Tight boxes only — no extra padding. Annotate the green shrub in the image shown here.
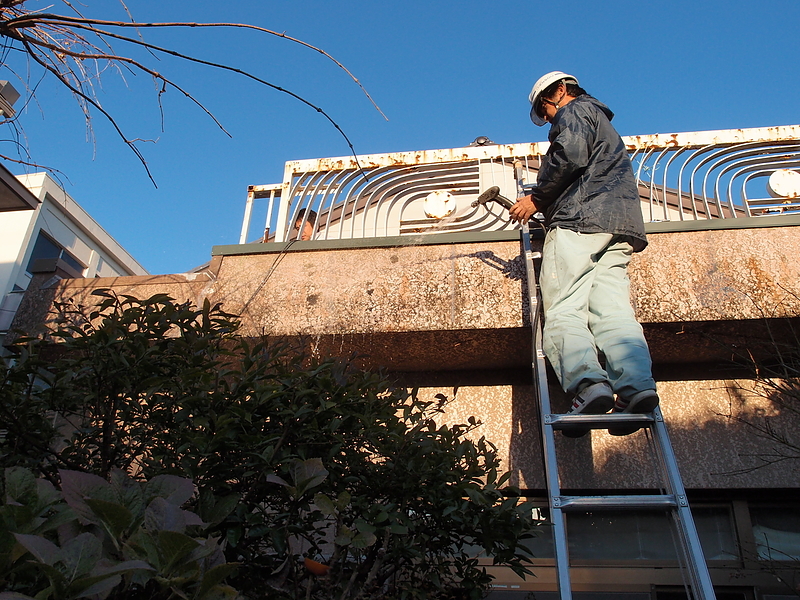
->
[0,291,537,599]
[0,466,237,600]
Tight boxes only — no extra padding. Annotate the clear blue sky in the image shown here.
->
[3,0,799,275]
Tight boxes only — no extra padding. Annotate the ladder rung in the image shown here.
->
[547,413,655,430]
[554,494,680,511]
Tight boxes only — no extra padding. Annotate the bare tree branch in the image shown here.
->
[3,13,388,121]
[29,20,370,177]
[20,37,158,183]
[15,30,231,135]
[0,3,382,182]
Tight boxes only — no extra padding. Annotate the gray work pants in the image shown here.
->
[540,227,656,400]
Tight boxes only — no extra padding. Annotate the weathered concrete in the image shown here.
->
[419,378,800,491]
[14,226,800,370]
[631,226,800,322]
[9,224,800,491]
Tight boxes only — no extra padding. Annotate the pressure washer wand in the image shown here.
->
[471,186,514,210]
[473,184,547,232]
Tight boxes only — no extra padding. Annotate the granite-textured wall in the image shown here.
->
[630,226,800,322]
[416,378,799,490]
[13,226,800,370]
[9,225,800,489]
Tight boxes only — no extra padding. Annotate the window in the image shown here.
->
[750,506,800,561]
[521,505,738,562]
[693,506,739,560]
[654,587,753,600]
[568,511,676,560]
[25,231,84,276]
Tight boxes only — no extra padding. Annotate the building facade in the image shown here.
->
[0,170,147,336]
[10,126,800,599]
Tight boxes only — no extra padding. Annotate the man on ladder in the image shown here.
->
[506,71,716,600]
[509,71,659,437]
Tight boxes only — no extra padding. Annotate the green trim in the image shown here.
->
[213,215,800,257]
[212,230,521,256]
[645,213,800,233]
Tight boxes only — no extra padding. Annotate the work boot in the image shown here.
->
[563,382,614,438]
[608,389,660,436]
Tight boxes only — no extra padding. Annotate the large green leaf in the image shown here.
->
[197,491,239,527]
[59,470,115,526]
[313,493,336,517]
[70,573,121,599]
[289,458,328,498]
[33,479,62,514]
[84,498,133,540]
[145,475,194,506]
[145,497,203,533]
[71,559,155,599]
[4,468,36,505]
[195,562,239,600]
[13,533,61,565]
[109,469,144,519]
[350,531,377,549]
[93,559,154,577]
[158,530,200,574]
[61,532,102,581]
[124,529,160,568]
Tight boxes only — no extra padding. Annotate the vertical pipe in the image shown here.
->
[264,188,278,242]
[239,189,255,244]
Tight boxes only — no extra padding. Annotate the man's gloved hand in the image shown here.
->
[509,195,539,223]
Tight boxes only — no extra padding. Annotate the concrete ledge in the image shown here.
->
[213,214,800,256]
[11,225,800,380]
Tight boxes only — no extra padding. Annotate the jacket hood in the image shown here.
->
[575,95,615,122]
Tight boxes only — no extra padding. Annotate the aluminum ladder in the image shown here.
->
[519,222,717,600]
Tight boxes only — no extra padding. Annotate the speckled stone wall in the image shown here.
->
[415,378,800,490]
[9,225,800,490]
[207,242,527,336]
[14,227,800,341]
[630,227,800,322]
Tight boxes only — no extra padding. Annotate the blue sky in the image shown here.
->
[2,0,799,274]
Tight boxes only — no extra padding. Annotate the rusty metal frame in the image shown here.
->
[239,125,800,244]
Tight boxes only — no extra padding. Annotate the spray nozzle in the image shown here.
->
[472,186,514,210]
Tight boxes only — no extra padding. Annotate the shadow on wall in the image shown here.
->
[505,374,800,491]
[505,294,800,491]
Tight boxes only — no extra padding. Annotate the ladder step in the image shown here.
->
[554,494,680,511]
[547,413,655,430]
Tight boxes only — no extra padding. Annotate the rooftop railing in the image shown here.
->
[239,125,800,244]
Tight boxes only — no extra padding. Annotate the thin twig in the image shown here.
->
[21,38,158,185]
[16,31,232,135]
[1,10,376,181]
[5,13,388,121]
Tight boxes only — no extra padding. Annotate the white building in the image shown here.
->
[0,165,147,334]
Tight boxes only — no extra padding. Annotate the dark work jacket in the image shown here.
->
[531,95,647,251]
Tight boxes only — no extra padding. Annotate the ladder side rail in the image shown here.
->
[520,222,573,600]
[650,407,717,600]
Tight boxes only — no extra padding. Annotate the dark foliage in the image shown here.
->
[0,291,537,599]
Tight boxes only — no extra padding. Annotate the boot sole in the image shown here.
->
[608,393,659,436]
[563,395,615,438]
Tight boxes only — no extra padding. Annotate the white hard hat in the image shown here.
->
[528,71,579,126]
